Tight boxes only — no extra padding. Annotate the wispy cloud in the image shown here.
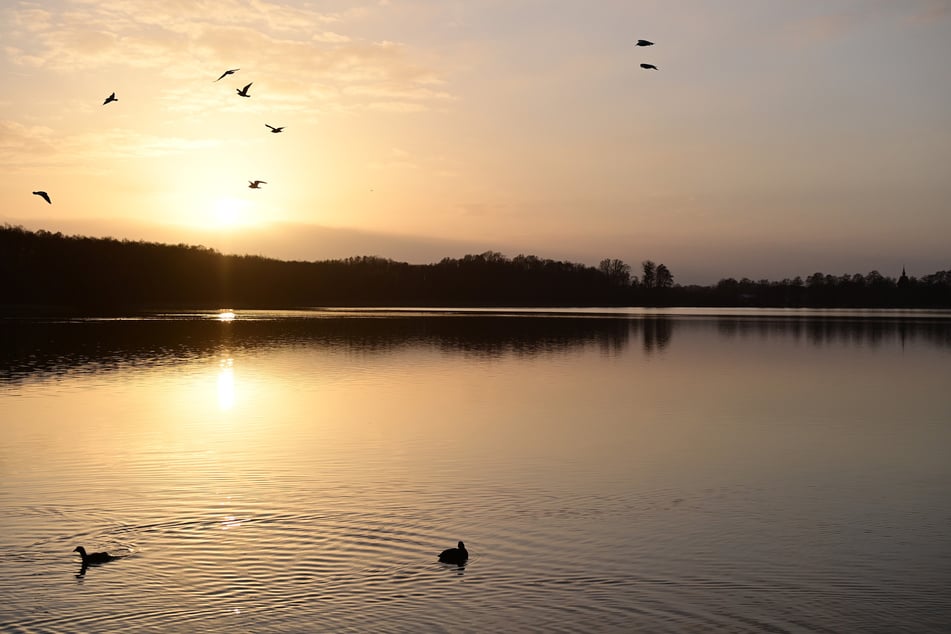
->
[0,118,220,170]
[909,0,951,22]
[2,0,453,113]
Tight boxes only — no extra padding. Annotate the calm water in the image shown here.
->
[1,309,950,632]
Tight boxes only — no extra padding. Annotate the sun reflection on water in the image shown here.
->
[221,515,243,530]
[217,358,235,411]
[217,310,236,321]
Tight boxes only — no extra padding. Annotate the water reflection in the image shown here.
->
[1,310,949,383]
[217,358,235,411]
[642,316,673,354]
[715,314,951,348]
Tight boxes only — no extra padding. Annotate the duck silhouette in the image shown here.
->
[74,546,117,566]
[640,63,658,70]
[236,83,252,98]
[265,124,285,133]
[216,68,239,81]
[32,190,51,204]
[634,39,654,47]
[438,541,468,565]
[248,180,266,189]
[103,92,117,105]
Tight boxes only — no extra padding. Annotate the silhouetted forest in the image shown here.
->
[2,224,949,311]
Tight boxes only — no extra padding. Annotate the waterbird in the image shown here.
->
[438,541,468,565]
[635,39,654,47]
[265,124,285,133]
[103,92,117,105]
[236,83,252,97]
[640,63,658,70]
[248,180,266,189]
[74,546,117,566]
[216,68,239,81]
[32,190,51,204]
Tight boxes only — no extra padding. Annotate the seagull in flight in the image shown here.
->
[640,63,658,70]
[265,124,285,133]
[248,180,266,189]
[103,92,117,105]
[635,39,654,47]
[236,83,252,97]
[32,190,51,204]
[216,68,240,81]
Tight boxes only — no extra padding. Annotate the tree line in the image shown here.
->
[1,225,948,310]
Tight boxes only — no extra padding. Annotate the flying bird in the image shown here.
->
[236,83,252,97]
[103,92,117,105]
[216,68,239,81]
[635,39,654,47]
[248,180,267,189]
[640,63,658,70]
[32,190,51,204]
[265,124,285,133]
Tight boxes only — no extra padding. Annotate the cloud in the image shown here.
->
[2,0,453,113]
[0,119,61,168]
[0,118,220,170]
[313,31,351,43]
[909,0,951,22]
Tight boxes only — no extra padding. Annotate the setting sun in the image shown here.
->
[212,197,254,230]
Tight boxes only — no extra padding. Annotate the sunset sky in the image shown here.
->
[2,0,949,283]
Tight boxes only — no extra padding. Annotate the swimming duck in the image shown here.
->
[73,546,117,565]
[438,541,468,565]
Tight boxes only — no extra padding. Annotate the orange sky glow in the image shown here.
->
[2,0,949,283]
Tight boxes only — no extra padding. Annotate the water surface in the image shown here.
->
[2,309,950,632]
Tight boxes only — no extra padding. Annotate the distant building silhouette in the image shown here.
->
[898,266,910,288]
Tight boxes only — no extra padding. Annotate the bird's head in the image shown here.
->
[458,541,466,550]
[73,546,86,555]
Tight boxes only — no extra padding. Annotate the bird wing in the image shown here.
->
[216,71,228,81]
[243,83,252,91]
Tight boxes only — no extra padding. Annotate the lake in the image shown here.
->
[1,308,950,632]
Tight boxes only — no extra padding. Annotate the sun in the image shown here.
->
[212,197,254,229]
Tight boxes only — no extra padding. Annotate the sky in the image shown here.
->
[2,0,950,284]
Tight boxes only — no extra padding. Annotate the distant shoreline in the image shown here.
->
[3,224,949,311]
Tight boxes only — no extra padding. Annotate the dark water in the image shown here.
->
[1,309,950,632]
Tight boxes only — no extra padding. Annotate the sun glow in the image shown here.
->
[217,358,235,411]
[212,197,255,230]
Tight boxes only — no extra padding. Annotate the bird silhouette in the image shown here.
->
[236,83,252,97]
[216,68,240,81]
[438,541,469,566]
[640,63,658,70]
[103,92,117,105]
[32,190,51,204]
[265,124,285,133]
[248,180,267,189]
[635,39,654,47]
[74,546,117,566]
